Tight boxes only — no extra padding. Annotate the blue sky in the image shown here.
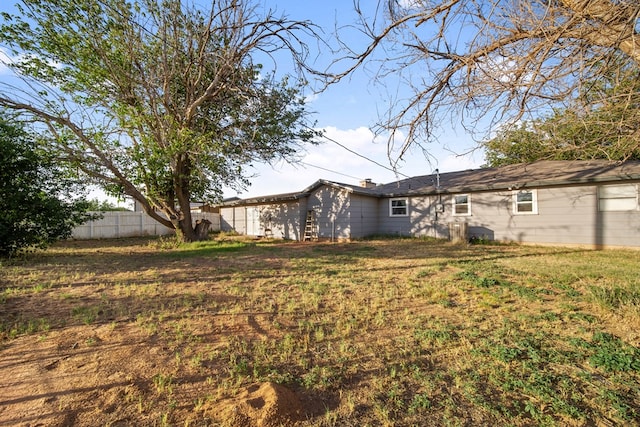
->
[218,0,486,200]
[0,0,484,201]
[230,0,484,198]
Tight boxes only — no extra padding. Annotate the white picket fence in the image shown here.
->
[72,211,220,239]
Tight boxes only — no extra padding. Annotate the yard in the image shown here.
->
[1,236,639,426]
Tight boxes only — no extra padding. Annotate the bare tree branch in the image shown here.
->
[327,0,640,162]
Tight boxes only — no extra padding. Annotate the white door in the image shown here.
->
[246,207,261,236]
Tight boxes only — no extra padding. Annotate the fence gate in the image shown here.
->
[246,207,262,236]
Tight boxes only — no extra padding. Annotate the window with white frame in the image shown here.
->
[453,194,471,216]
[599,184,639,211]
[389,198,408,216]
[513,190,538,214]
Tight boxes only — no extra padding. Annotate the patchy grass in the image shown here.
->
[0,236,639,426]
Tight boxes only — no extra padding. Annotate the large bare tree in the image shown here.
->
[0,0,321,241]
[328,0,640,161]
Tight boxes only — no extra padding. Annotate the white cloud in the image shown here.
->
[0,48,64,76]
[312,126,386,164]
[0,48,14,75]
[478,55,535,88]
[438,153,483,172]
[304,92,320,104]
[397,0,422,10]
[224,123,484,199]
[225,126,392,198]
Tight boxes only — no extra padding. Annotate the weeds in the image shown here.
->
[589,284,640,308]
[0,316,50,339]
[71,305,102,325]
[152,373,174,395]
[1,237,639,426]
[572,332,640,372]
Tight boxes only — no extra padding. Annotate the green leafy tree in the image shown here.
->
[484,123,552,167]
[0,0,321,241]
[485,61,640,166]
[85,198,130,212]
[0,113,94,257]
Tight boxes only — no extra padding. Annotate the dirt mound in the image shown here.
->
[210,382,305,427]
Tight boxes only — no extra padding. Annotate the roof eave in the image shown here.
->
[218,192,310,206]
[382,175,640,198]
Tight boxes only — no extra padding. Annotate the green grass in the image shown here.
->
[1,237,639,426]
[158,238,256,258]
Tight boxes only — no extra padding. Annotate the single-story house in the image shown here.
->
[217,160,640,248]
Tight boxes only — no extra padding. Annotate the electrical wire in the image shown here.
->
[99,1,410,181]
[298,161,363,180]
[315,130,412,179]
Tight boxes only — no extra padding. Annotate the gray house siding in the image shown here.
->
[374,184,640,248]
[258,201,304,240]
[417,184,640,248]
[499,187,596,245]
[377,198,410,236]
[350,194,378,238]
[217,162,640,247]
[406,188,602,245]
[533,185,640,248]
[308,186,351,240]
[459,187,605,246]
[410,197,440,237]
[297,198,309,240]
[378,196,443,237]
[597,209,640,248]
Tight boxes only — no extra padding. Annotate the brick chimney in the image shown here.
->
[360,178,376,189]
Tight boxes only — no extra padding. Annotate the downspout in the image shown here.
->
[332,219,335,242]
[435,169,441,238]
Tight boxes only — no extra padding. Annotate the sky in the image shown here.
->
[227,0,485,199]
[0,0,485,202]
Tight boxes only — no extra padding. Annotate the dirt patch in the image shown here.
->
[2,238,640,426]
[0,320,320,426]
[0,323,175,426]
[208,382,305,427]
[0,320,322,427]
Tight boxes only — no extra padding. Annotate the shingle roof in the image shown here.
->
[219,160,640,206]
[376,160,640,196]
[300,179,382,196]
[218,190,306,206]
[218,179,381,206]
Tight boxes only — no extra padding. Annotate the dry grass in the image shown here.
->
[1,235,639,426]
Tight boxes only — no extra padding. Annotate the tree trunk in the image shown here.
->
[173,217,198,242]
[194,219,212,240]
